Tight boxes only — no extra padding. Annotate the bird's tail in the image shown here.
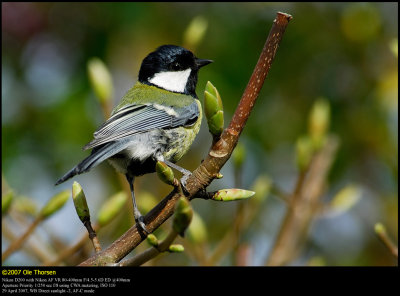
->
[55,166,80,185]
[55,139,132,185]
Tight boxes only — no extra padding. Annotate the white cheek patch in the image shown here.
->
[149,69,191,93]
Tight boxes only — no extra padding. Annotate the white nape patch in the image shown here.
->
[152,103,178,117]
[149,69,191,93]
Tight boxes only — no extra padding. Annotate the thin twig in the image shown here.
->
[118,230,178,266]
[2,216,43,262]
[83,220,102,253]
[270,183,291,204]
[79,12,292,266]
[42,229,96,266]
[375,223,398,259]
[2,217,55,263]
[266,136,339,266]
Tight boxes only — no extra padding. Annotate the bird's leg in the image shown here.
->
[125,174,149,235]
[162,160,192,194]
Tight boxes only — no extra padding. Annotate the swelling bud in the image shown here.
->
[156,161,176,186]
[308,98,330,150]
[329,184,362,215]
[87,57,113,104]
[2,190,14,215]
[40,190,70,219]
[168,244,185,253]
[183,15,208,50]
[204,81,224,137]
[211,189,255,201]
[187,211,208,244]
[72,181,91,223]
[296,135,313,172]
[232,142,246,170]
[146,234,159,247]
[97,192,128,227]
[173,197,193,236]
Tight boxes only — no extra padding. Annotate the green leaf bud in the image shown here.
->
[204,81,223,118]
[87,57,113,104]
[138,191,158,214]
[146,234,159,247]
[40,190,70,219]
[329,184,362,215]
[204,81,224,137]
[296,135,314,172]
[183,15,208,50]
[232,142,246,170]
[251,175,272,204]
[2,190,14,215]
[208,110,224,137]
[97,191,128,227]
[307,256,326,266]
[13,196,37,217]
[72,181,91,223]
[173,197,193,236]
[308,98,330,150]
[168,244,185,253]
[374,222,386,236]
[211,189,255,202]
[156,161,175,186]
[187,211,208,244]
[214,172,223,179]
[389,38,398,58]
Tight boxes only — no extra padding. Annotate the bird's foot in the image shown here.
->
[135,215,149,235]
[180,172,192,196]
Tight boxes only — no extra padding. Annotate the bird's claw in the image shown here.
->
[135,215,149,235]
[180,173,191,196]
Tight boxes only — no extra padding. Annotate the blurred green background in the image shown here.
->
[2,2,398,266]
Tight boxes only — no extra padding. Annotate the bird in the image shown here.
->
[55,45,213,234]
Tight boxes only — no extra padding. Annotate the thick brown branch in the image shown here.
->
[79,12,292,266]
[227,12,292,137]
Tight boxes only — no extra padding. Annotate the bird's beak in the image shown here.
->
[195,58,213,68]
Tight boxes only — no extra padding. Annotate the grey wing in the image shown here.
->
[83,102,199,150]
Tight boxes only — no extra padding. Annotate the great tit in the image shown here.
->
[56,45,213,234]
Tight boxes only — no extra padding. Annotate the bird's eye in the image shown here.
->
[171,62,180,71]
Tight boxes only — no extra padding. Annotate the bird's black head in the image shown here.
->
[138,45,212,97]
